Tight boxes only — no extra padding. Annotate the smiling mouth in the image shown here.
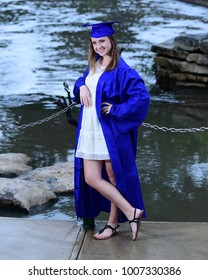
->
[96,50,105,55]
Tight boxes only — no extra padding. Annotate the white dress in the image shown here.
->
[75,61,110,160]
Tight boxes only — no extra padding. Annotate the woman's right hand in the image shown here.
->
[80,85,92,108]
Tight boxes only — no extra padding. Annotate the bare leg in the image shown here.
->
[105,160,119,226]
[84,159,143,240]
[93,160,119,239]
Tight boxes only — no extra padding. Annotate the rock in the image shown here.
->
[186,53,208,66]
[180,61,208,75]
[179,0,208,8]
[157,69,208,85]
[174,34,208,52]
[0,178,57,213]
[18,161,74,194]
[155,69,208,90]
[155,56,208,75]
[163,70,206,87]
[0,153,32,178]
[152,34,208,91]
[151,39,189,60]
[200,39,208,54]
[0,153,74,213]
[170,73,208,84]
[173,81,207,88]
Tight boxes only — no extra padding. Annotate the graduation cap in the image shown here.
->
[82,21,120,38]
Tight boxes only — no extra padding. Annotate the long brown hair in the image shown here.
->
[88,35,120,73]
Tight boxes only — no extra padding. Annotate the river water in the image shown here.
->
[0,0,207,222]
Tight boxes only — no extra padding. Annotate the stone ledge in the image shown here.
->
[151,33,208,91]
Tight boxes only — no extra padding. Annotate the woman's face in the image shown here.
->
[91,36,112,57]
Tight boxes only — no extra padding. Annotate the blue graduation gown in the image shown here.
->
[73,57,150,222]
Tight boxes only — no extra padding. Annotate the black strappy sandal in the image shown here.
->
[93,224,120,240]
[129,208,143,241]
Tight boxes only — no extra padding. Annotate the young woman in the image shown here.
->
[73,22,150,241]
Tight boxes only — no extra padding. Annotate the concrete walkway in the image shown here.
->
[0,217,207,260]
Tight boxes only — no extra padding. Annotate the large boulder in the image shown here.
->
[0,178,57,213]
[18,161,74,194]
[0,153,32,178]
[0,153,74,213]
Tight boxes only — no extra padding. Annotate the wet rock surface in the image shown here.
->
[19,161,74,194]
[0,178,57,213]
[0,153,74,213]
[0,153,32,178]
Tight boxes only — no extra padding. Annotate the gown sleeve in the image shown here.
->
[109,69,150,133]
[73,67,89,102]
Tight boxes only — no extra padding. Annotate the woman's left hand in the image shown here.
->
[102,102,113,115]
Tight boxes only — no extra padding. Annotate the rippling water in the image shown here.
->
[0,0,208,222]
[1,0,207,95]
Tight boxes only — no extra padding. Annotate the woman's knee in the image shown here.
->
[84,172,98,187]
[83,160,102,187]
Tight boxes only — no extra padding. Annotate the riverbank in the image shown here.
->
[0,217,207,260]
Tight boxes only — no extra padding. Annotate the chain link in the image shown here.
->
[0,102,76,132]
[0,102,207,133]
[141,122,208,133]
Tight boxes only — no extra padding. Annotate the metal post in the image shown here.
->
[83,218,95,230]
